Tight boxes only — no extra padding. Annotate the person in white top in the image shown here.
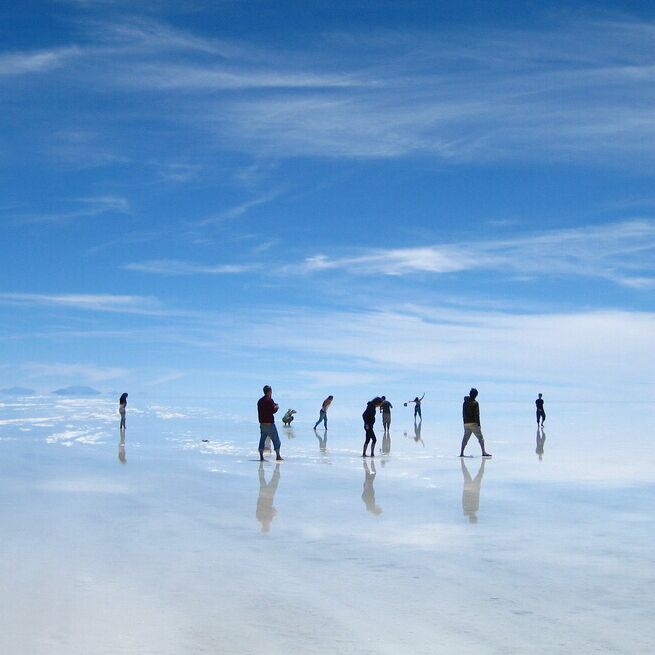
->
[313,395,333,430]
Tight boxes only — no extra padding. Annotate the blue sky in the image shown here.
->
[1,1,654,412]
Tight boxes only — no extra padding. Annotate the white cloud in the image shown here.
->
[0,47,81,76]
[122,260,255,275]
[0,292,164,315]
[298,220,655,287]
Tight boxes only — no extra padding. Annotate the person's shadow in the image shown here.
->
[256,462,281,533]
[118,429,126,465]
[461,458,485,524]
[536,427,546,460]
[361,460,382,515]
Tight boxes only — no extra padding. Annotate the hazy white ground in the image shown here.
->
[0,395,653,654]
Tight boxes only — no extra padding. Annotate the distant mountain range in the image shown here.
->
[52,385,101,396]
[0,386,36,396]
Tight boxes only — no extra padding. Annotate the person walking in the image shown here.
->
[362,397,383,457]
[313,395,333,430]
[535,393,546,426]
[407,393,425,420]
[257,385,283,461]
[119,392,128,430]
[380,396,393,432]
[460,388,492,457]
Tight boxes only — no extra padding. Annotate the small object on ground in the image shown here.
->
[201,439,209,442]
[404,402,408,406]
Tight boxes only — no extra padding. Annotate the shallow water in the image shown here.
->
[1,397,653,654]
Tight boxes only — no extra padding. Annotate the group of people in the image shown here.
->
[255,385,547,461]
[117,386,546,463]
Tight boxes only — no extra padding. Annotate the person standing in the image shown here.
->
[460,388,492,457]
[535,393,546,426]
[119,392,128,430]
[362,397,383,457]
[380,396,393,432]
[407,393,425,420]
[313,395,333,430]
[257,385,283,461]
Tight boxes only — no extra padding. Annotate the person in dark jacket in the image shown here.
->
[257,385,283,461]
[362,397,383,457]
[460,388,492,457]
[535,393,546,426]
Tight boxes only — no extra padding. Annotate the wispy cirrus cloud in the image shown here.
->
[298,220,655,288]
[5,196,129,225]
[122,260,255,275]
[0,293,163,314]
[0,46,82,76]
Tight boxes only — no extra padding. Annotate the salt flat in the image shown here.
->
[0,396,653,654]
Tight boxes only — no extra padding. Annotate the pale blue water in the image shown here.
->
[0,396,653,654]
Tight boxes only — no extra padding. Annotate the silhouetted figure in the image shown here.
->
[380,396,393,432]
[118,430,126,464]
[361,460,382,515]
[119,392,128,430]
[313,395,333,430]
[257,385,283,461]
[362,397,383,457]
[256,462,281,533]
[407,393,425,419]
[536,427,546,460]
[413,418,424,447]
[535,393,546,426]
[315,428,328,452]
[461,458,485,523]
[282,409,296,426]
[460,388,492,457]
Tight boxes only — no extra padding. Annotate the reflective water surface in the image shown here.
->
[0,396,653,654]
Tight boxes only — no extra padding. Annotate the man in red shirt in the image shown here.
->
[257,385,283,461]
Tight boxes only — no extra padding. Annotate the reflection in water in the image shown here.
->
[315,428,328,452]
[284,425,297,440]
[536,427,546,460]
[461,458,485,524]
[256,462,281,533]
[413,419,424,447]
[381,432,391,462]
[118,429,126,464]
[361,460,382,515]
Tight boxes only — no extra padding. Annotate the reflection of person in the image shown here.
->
[257,385,283,461]
[381,431,391,455]
[362,397,383,457]
[118,431,126,464]
[315,428,328,452]
[282,409,296,426]
[256,462,281,533]
[535,393,546,426]
[413,418,424,447]
[407,393,425,419]
[380,397,393,432]
[536,427,546,460]
[119,392,128,430]
[460,388,492,457]
[461,458,485,523]
[361,460,382,515]
[313,395,333,430]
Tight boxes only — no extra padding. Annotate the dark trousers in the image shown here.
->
[536,409,546,424]
[363,426,377,455]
